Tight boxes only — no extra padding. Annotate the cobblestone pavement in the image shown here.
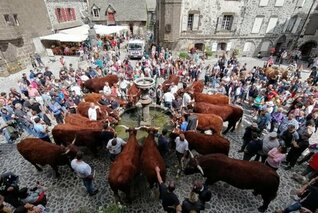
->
[0,55,315,212]
[1,109,314,213]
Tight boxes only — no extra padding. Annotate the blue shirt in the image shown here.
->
[180,121,188,132]
[33,123,48,138]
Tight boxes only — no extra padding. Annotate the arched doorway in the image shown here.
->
[194,43,205,51]
[275,35,286,54]
[299,41,317,59]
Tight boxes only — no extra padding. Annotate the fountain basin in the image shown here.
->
[115,106,173,141]
[134,77,155,90]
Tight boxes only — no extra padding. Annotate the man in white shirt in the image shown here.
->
[103,82,111,95]
[175,133,189,175]
[182,92,192,108]
[170,83,178,95]
[71,151,98,196]
[162,90,175,109]
[88,103,99,121]
[106,134,127,161]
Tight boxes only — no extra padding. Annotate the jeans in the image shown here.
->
[283,201,302,213]
[83,178,96,194]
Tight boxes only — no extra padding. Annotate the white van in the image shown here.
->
[127,39,145,59]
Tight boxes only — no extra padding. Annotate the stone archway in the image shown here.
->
[299,41,317,59]
[242,41,256,57]
[275,35,286,53]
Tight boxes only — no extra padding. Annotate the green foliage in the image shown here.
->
[205,49,214,57]
[179,51,189,59]
[232,48,240,57]
[98,203,127,213]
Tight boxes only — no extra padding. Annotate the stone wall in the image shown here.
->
[0,0,51,76]
[45,0,87,30]
[158,0,318,57]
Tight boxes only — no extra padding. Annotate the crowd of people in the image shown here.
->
[1,34,318,213]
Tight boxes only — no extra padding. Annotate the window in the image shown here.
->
[13,14,19,26]
[286,16,297,32]
[297,0,306,8]
[259,0,269,6]
[266,17,278,33]
[275,0,285,7]
[291,17,302,33]
[55,8,62,22]
[221,15,233,30]
[251,17,264,33]
[187,14,194,30]
[217,43,227,50]
[3,14,14,26]
[92,8,100,17]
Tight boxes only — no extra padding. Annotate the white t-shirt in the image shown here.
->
[182,92,191,107]
[71,159,91,178]
[88,107,97,121]
[103,86,111,95]
[175,137,189,154]
[163,92,175,102]
[71,85,82,96]
[171,85,178,94]
[106,137,127,154]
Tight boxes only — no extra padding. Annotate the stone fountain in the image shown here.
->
[134,77,155,125]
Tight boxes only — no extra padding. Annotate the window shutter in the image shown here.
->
[65,9,71,21]
[181,15,188,31]
[193,14,199,30]
[292,17,302,33]
[61,8,67,22]
[297,0,306,8]
[266,17,278,33]
[275,0,285,7]
[71,8,76,20]
[282,18,289,32]
[55,8,60,23]
[259,0,269,6]
[251,17,263,33]
[226,42,232,51]
[231,16,238,31]
[216,16,223,31]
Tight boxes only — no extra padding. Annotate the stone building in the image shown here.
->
[0,0,51,76]
[156,0,318,57]
[44,0,87,31]
[89,0,149,35]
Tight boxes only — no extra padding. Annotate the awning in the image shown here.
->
[40,25,129,42]
[40,33,87,42]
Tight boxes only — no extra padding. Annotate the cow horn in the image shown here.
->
[189,150,194,158]
[64,148,70,155]
[197,165,204,176]
[118,125,129,130]
[135,126,145,130]
[71,136,77,145]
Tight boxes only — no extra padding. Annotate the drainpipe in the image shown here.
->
[294,0,316,47]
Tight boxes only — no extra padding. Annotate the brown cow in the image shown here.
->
[194,93,229,105]
[17,138,78,177]
[188,80,204,93]
[170,129,230,155]
[83,75,118,93]
[127,84,140,106]
[173,113,223,134]
[108,125,142,202]
[193,102,243,134]
[184,153,280,212]
[64,114,116,128]
[140,127,166,188]
[76,102,119,121]
[84,93,128,107]
[162,74,179,93]
[52,124,114,154]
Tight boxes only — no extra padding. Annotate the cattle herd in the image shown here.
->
[12,74,283,213]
